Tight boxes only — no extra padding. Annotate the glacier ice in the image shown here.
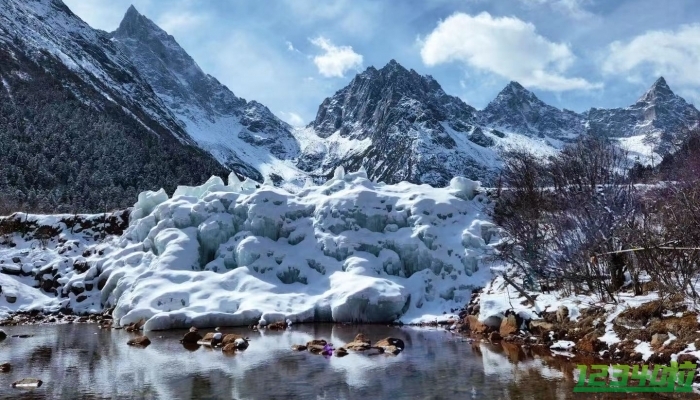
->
[1,169,499,330]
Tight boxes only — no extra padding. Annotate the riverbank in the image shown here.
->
[459,271,700,386]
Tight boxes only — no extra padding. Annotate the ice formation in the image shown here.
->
[0,170,499,330]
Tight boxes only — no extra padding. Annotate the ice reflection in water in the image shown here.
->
[0,324,696,399]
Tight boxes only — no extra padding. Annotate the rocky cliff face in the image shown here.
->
[0,0,227,212]
[479,81,585,139]
[111,6,301,183]
[586,77,700,154]
[298,60,499,186]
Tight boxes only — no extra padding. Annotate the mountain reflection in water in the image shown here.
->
[0,324,697,399]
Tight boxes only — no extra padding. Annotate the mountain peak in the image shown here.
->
[116,5,161,37]
[378,59,410,75]
[637,76,675,104]
[505,81,525,91]
[480,81,585,138]
[123,5,142,21]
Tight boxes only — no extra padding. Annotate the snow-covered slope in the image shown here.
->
[296,61,577,186]
[0,171,499,330]
[586,77,700,156]
[0,0,190,141]
[297,60,502,186]
[111,6,303,185]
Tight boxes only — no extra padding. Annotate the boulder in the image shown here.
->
[0,330,6,341]
[12,378,42,388]
[126,336,151,347]
[308,344,326,354]
[345,334,372,351]
[467,315,488,334]
[306,339,327,348]
[529,320,554,335]
[375,337,405,351]
[677,353,699,364]
[500,315,519,337]
[267,321,287,330]
[335,347,349,357]
[203,331,224,347]
[124,319,145,332]
[556,306,569,323]
[222,343,238,354]
[291,344,307,351]
[181,331,203,344]
[651,333,669,348]
[230,338,249,350]
[221,334,246,346]
[577,332,606,353]
[0,363,10,372]
[379,345,401,355]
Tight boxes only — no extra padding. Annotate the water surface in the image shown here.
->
[0,324,696,399]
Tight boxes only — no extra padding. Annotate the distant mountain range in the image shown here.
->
[1,0,698,212]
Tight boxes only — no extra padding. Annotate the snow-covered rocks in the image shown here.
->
[85,171,496,330]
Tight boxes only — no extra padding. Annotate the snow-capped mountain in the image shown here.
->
[0,0,188,140]
[0,0,227,212]
[112,6,302,184]
[586,77,700,156]
[479,81,585,139]
[296,60,502,186]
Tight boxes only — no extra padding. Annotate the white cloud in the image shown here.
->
[419,12,600,91]
[279,111,306,127]
[602,24,700,91]
[310,36,363,78]
[519,0,593,19]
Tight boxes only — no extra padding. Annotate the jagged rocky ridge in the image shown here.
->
[297,60,501,186]
[0,0,228,212]
[111,6,302,184]
[297,63,700,186]
[586,77,700,155]
[2,0,699,211]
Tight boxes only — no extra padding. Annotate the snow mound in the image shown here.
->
[2,171,499,330]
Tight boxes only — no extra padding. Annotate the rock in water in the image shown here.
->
[306,339,327,348]
[291,344,307,351]
[345,334,372,351]
[232,338,249,350]
[181,330,203,344]
[12,378,42,388]
[221,334,245,346]
[500,315,519,337]
[307,345,326,355]
[222,343,238,354]
[126,336,151,347]
[0,363,11,372]
[267,320,287,330]
[379,345,401,355]
[375,337,405,350]
[335,347,349,357]
[0,330,6,341]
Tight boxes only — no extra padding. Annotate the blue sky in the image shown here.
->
[63,0,700,126]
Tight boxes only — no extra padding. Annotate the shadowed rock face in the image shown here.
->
[479,81,586,139]
[111,6,299,181]
[299,60,494,186]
